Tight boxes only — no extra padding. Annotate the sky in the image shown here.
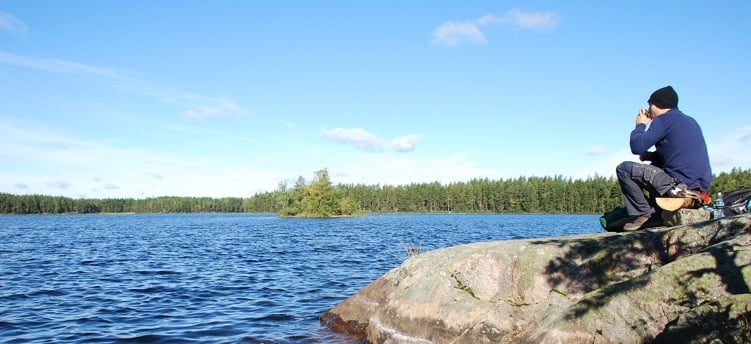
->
[1,1,750,199]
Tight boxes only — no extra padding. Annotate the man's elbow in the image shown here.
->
[629,143,644,155]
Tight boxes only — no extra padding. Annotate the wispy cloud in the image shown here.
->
[146,172,164,180]
[320,127,420,153]
[0,51,123,77]
[479,9,560,30]
[739,130,751,143]
[183,99,246,120]
[389,134,420,153]
[0,11,28,34]
[710,125,751,171]
[573,125,751,180]
[332,153,494,187]
[320,127,384,151]
[103,183,120,190]
[432,21,487,46]
[584,145,606,155]
[432,9,560,46]
[47,180,72,190]
[0,118,255,198]
[0,50,247,121]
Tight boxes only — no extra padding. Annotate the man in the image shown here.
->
[615,85,713,231]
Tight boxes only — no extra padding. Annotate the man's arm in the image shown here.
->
[639,151,665,168]
[630,109,664,155]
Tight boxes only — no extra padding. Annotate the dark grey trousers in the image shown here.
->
[616,161,678,217]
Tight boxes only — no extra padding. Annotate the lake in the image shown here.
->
[0,213,603,343]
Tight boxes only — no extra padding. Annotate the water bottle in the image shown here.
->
[714,192,724,219]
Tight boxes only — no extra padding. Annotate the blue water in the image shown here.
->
[0,213,602,343]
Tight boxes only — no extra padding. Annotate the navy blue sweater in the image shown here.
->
[630,108,713,192]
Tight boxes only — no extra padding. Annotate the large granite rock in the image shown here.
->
[320,214,751,343]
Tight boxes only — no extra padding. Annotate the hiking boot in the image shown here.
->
[604,215,635,232]
[665,183,701,201]
[623,214,663,231]
[623,215,651,231]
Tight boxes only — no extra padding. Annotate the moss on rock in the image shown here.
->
[321,214,751,343]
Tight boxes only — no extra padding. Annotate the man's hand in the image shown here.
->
[639,151,654,162]
[636,108,651,125]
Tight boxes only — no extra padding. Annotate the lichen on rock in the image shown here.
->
[320,214,751,343]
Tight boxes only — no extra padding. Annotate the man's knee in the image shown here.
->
[616,161,634,179]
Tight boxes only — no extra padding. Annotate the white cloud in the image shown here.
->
[146,172,164,180]
[740,131,751,143]
[584,145,606,155]
[482,9,560,30]
[0,51,247,121]
[0,51,122,77]
[389,134,421,153]
[332,154,494,187]
[0,118,297,198]
[0,112,650,199]
[183,99,246,120]
[571,125,751,181]
[47,181,72,190]
[321,127,384,151]
[569,148,635,180]
[103,184,120,190]
[1,139,253,198]
[432,9,560,46]
[0,11,28,34]
[708,125,751,173]
[431,21,486,46]
[320,127,420,153]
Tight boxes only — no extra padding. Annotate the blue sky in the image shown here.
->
[1,1,750,199]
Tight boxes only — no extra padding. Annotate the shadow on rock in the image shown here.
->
[321,214,751,343]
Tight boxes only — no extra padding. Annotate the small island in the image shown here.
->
[275,169,366,218]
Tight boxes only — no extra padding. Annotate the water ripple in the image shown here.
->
[0,213,601,343]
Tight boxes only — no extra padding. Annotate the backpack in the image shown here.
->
[720,187,751,216]
[600,206,629,232]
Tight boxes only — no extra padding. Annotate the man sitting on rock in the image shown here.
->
[615,85,713,231]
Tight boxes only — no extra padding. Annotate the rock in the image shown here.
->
[653,294,751,343]
[320,214,751,343]
[661,208,711,227]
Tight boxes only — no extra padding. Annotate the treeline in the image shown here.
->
[246,173,623,215]
[2,167,749,215]
[0,195,245,215]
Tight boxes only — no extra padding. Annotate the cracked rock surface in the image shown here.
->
[320,214,751,343]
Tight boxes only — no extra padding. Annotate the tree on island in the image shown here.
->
[277,168,365,218]
[1,167,749,215]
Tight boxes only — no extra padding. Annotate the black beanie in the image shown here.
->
[648,85,679,109]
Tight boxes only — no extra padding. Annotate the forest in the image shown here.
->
[1,167,750,217]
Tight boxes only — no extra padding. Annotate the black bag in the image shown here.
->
[721,187,751,216]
